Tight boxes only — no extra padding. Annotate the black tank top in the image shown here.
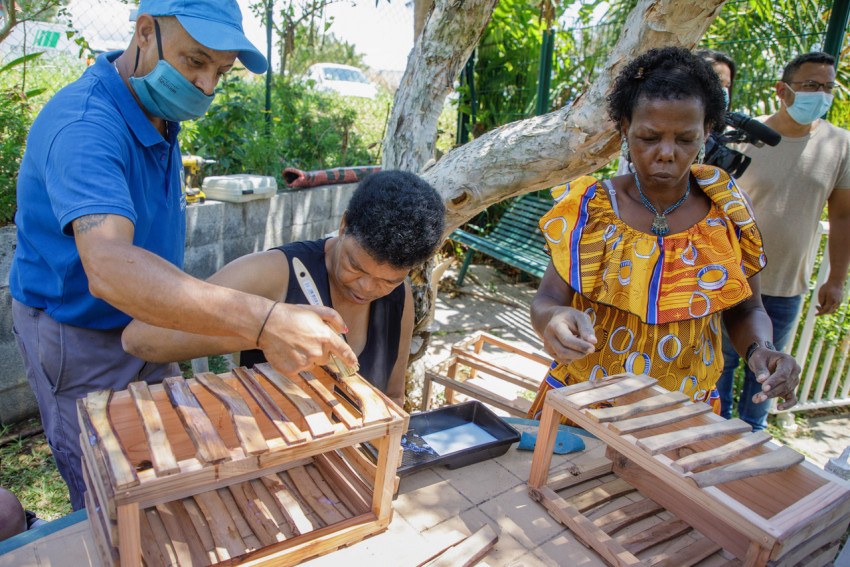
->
[240,238,405,393]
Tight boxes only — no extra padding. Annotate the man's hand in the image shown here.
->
[541,307,597,364]
[816,280,846,316]
[748,348,800,410]
[258,303,357,375]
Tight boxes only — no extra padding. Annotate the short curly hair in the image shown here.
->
[608,46,727,133]
[344,170,445,268]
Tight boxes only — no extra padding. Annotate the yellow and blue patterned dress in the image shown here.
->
[527,165,765,419]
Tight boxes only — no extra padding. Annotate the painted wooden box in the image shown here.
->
[77,363,406,566]
[528,373,850,567]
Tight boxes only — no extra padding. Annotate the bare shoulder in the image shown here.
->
[208,249,289,299]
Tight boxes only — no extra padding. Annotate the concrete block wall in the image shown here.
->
[0,183,356,424]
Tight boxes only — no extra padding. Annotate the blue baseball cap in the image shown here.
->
[136,0,268,74]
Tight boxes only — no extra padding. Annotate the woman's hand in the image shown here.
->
[748,348,800,411]
[541,307,597,364]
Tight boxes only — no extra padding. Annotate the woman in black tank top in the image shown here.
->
[122,171,445,408]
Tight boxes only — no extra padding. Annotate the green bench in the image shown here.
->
[451,193,553,285]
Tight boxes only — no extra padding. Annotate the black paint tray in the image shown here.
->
[368,400,520,476]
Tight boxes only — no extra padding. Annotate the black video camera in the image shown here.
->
[703,112,781,178]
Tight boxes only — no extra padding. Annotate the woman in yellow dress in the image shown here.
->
[528,47,800,420]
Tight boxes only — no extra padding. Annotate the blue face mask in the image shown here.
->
[785,87,833,125]
[129,20,214,122]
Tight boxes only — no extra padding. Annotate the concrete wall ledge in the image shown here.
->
[0,183,356,424]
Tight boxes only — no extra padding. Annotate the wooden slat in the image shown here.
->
[592,498,665,535]
[195,371,268,455]
[618,517,692,554]
[255,363,335,438]
[217,487,263,550]
[636,418,752,456]
[561,374,658,409]
[287,465,347,525]
[588,391,690,423]
[163,376,231,464]
[671,431,773,474]
[417,524,499,567]
[137,506,167,567]
[299,370,362,429]
[546,457,613,491]
[155,501,209,567]
[648,536,722,567]
[688,445,806,488]
[232,367,306,445]
[452,352,540,391]
[566,478,635,513]
[320,365,393,425]
[82,390,139,489]
[314,452,372,514]
[227,480,283,546]
[144,507,179,566]
[193,490,246,558]
[306,464,353,518]
[424,370,531,417]
[251,478,293,530]
[83,479,120,567]
[181,498,219,564]
[608,403,713,435]
[127,381,180,476]
[260,473,316,535]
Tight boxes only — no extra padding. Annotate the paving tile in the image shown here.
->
[433,458,523,503]
[300,514,426,566]
[477,483,566,549]
[394,475,475,533]
[535,532,608,566]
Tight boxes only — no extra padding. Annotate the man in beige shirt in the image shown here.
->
[718,51,850,430]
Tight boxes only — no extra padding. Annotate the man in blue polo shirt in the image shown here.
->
[9,0,356,510]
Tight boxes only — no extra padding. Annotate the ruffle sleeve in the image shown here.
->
[541,165,766,325]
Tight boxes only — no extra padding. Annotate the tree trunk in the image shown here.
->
[387,0,728,410]
[413,0,434,42]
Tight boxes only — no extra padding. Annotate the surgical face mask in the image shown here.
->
[129,20,214,122]
[784,87,833,125]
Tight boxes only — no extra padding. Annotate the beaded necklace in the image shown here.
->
[634,173,690,236]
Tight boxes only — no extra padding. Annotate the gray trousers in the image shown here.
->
[11,299,179,510]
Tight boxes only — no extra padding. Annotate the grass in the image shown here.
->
[0,417,72,521]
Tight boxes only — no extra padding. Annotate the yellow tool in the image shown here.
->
[291,257,360,377]
[181,155,216,204]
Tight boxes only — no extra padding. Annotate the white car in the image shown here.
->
[305,63,378,99]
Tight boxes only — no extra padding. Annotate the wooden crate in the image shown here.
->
[77,362,407,567]
[528,373,850,567]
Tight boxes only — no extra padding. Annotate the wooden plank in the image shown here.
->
[608,403,713,435]
[770,514,849,567]
[144,507,179,566]
[181,498,220,564]
[592,498,665,535]
[217,487,264,550]
[298,370,362,429]
[314,452,372,514]
[528,485,644,566]
[80,438,117,523]
[193,489,247,559]
[636,418,753,456]
[163,376,231,465]
[84,483,120,567]
[452,352,540,391]
[588,391,690,423]
[318,365,393,425]
[159,501,211,567]
[127,381,180,477]
[254,363,335,438]
[339,445,378,487]
[251,477,293,529]
[228,480,283,546]
[566,478,635,513]
[560,374,658,409]
[417,524,499,567]
[618,517,692,554]
[671,431,773,474]
[459,331,551,366]
[195,372,269,455]
[648,536,722,567]
[154,502,205,567]
[82,390,139,489]
[260,473,316,535]
[287,465,347,525]
[137,506,168,567]
[688,445,806,488]
[232,366,306,445]
[306,464,353,518]
[425,370,531,417]
[547,457,614,491]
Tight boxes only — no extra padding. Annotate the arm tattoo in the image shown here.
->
[73,214,109,235]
